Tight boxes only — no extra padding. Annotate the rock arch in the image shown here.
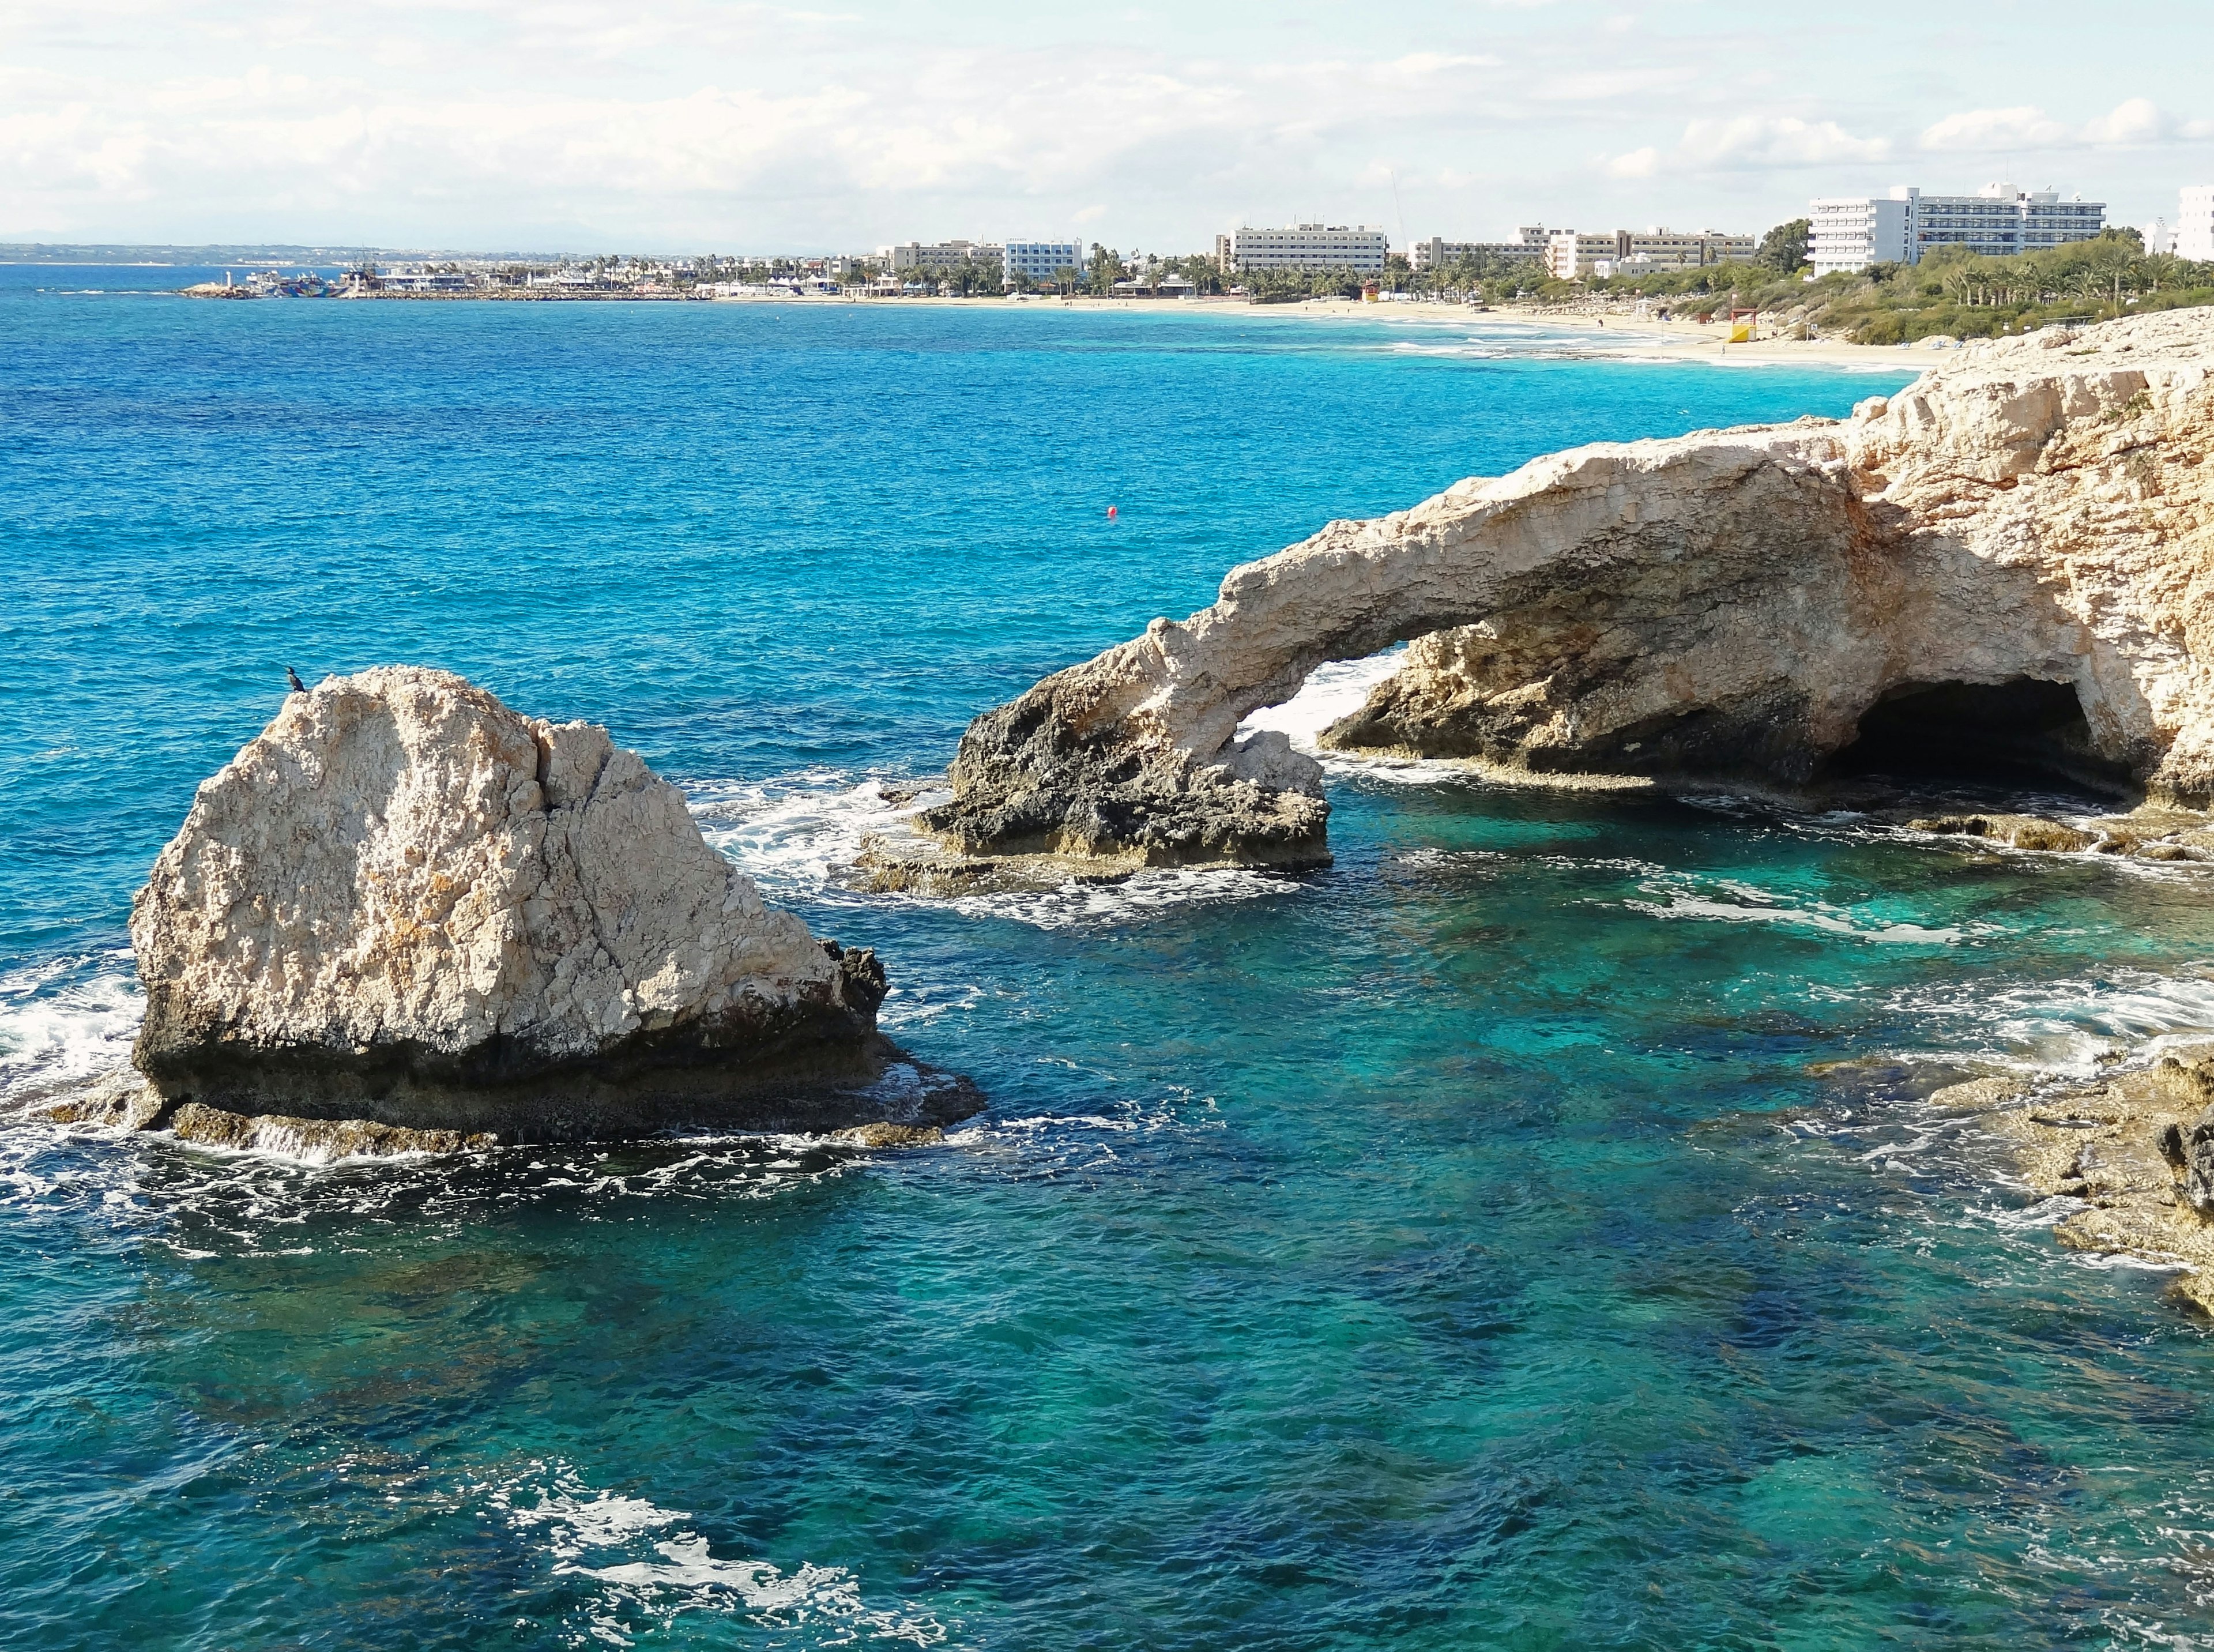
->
[921,313,2214,868]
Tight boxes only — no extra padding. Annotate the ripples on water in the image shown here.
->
[5,280,2213,1647]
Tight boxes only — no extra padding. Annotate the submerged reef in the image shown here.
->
[99,667,975,1146]
[922,309,2214,870]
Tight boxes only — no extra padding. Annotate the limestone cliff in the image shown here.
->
[924,309,2214,865]
[128,667,970,1140]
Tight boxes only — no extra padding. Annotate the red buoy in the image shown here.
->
[1106,505,1118,518]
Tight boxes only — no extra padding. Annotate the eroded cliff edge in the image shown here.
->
[920,309,2214,868]
[78,667,975,1147]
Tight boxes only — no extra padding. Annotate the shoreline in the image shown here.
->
[172,281,1936,370]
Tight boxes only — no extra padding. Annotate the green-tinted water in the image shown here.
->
[4,279,2212,1649]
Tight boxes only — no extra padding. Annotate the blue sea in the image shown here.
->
[6,266,2214,1650]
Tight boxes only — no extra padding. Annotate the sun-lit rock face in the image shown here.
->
[130,667,916,1138]
[924,309,2214,865]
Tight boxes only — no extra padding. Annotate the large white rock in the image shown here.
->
[130,668,922,1138]
[925,308,2214,865]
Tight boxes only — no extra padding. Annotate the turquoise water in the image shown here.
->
[6,272,2214,1649]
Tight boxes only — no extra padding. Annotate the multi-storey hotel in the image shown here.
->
[1808,185,2107,275]
[2179,186,2214,263]
[1407,230,1548,271]
[876,239,1085,284]
[877,240,1006,274]
[1003,240,1086,281]
[1215,224,1391,274]
[1807,194,1917,274]
[1543,228,1754,281]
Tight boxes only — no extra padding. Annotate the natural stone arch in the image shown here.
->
[920,313,2214,870]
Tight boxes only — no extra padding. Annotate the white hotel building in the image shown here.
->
[1003,240,1086,281]
[877,239,1085,284]
[1215,224,1391,274]
[878,240,1004,274]
[1545,228,1754,281]
[2179,187,2214,263]
[1409,229,1549,270]
[1809,185,2107,275]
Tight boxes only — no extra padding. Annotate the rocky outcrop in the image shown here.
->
[924,310,2214,866]
[1951,1047,2214,1314]
[129,668,976,1141]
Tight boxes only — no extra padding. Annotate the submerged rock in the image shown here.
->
[1906,814,2097,852]
[924,310,2214,868]
[128,667,977,1141]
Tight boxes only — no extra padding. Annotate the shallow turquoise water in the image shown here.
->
[6,272,2214,1649]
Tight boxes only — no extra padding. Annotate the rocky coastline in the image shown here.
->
[1929,1047,2214,1314]
[920,308,2214,873]
[900,307,2214,1297]
[51,667,977,1154]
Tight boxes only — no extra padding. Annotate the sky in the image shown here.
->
[5,0,2212,255]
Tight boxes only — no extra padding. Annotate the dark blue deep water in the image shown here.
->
[6,269,2214,1649]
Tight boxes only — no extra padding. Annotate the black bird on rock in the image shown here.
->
[285,667,308,695]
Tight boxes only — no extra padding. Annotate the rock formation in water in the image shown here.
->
[123,667,974,1142]
[922,309,2214,867]
[1942,1046,2214,1314]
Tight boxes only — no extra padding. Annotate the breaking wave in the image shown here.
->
[0,952,140,1102]
[1619,870,1986,946]
[1882,964,2214,1081]
[687,769,1311,932]
[490,1462,946,1648]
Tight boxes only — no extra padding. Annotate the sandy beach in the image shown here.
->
[1074,293,1935,370]
[728,289,1939,371]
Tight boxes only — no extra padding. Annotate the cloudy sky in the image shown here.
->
[5,0,2211,253]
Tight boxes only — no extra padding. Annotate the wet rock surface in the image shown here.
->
[1948,1045,2214,1313]
[1900,806,2213,861]
[916,716,1331,871]
[36,1060,981,1161]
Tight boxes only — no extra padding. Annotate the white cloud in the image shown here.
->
[3,0,2208,249]
[1681,115,1890,168]
[2081,97,2167,145]
[1922,105,2074,152]
[1921,97,2214,153]
[1533,68,1689,103]
[1603,114,1887,179]
[1384,52,1502,77]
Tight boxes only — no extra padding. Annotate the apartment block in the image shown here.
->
[1546,228,1753,281]
[1408,229,1548,271]
[878,240,1006,273]
[1809,193,1917,274]
[1808,185,2107,275]
[1003,240,1086,281]
[2180,186,2214,263]
[1222,224,1391,274]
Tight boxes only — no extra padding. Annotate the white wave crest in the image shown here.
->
[690,769,920,902]
[1619,872,1980,945]
[0,954,142,1100]
[688,770,1310,930]
[946,863,1302,931]
[490,1463,944,1648]
[1236,649,1405,752]
[1885,965,2214,1079]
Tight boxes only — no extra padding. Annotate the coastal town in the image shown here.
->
[163,179,2214,348]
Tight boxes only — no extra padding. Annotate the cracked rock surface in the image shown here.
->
[1952,1047,2214,1314]
[129,667,967,1139]
[927,309,2214,866]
